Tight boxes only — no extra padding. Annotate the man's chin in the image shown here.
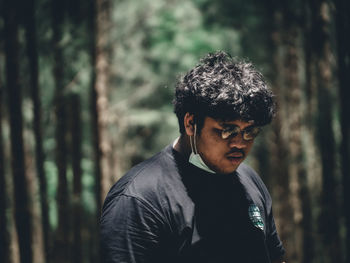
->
[214,165,240,175]
[224,157,243,172]
[227,156,244,165]
[207,158,243,174]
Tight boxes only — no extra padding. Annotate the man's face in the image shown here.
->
[194,117,256,174]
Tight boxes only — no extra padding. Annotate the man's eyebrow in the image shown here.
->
[219,123,239,129]
[219,123,255,130]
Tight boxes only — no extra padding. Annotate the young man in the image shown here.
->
[100,51,286,262]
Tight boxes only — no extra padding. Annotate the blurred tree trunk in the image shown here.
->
[280,5,314,263]
[269,116,297,261]
[308,1,342,261]
[91,0,112,215]
[281,12,314,263]
[0,64,11,263]
[3,0,33,262]
[90,0,101,220]
[23,0,51,261]
[23,129,45,263]
[69,94,83,263]
[265,4,296,261]
[267,1,314,262]
[334,0,350,261]
[90,1,112,262]
[52,0,70,261]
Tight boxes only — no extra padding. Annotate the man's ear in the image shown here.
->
[184,113,195,136]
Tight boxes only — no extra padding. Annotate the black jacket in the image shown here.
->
[100,145,285,263]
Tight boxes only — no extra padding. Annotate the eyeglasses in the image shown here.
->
[220,125,261,141]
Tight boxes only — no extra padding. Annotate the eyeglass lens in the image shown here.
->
[221,126,260,141]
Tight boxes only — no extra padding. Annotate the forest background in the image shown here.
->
[0,0,349,262]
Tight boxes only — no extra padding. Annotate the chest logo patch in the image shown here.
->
[248,204,264,231]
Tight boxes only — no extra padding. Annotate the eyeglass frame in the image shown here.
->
[219,125,261,141]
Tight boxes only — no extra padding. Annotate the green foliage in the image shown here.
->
[108,0,242,174]
[81,158,96,214]
[44,160,58,228]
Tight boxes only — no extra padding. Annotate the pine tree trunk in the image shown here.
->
[267,2,314,262]
[69,94,83,263]
[266,6,297,261]
[4,0,33,262]
[308,1,342,262]
[90,1,112,261]
[90,0,102,219]
[92,0,112,215]
[334,0,350,261]
[23,0,51,261]
[0,64,11,263]
[52,0,70,261]
[24,128,45,263]
[281,15,314,263]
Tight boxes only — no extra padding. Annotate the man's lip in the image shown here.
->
[227,156,243,165]
[226,151,245,158]
[227,154,244,158]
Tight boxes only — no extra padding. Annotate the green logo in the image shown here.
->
[248,204,264,231]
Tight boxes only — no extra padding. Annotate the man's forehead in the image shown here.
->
[217,119,255,128]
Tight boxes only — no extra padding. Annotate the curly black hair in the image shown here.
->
[173,51,276,134]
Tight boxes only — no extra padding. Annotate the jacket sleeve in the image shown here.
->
[244,166,286,261]
[100,194,166,263]
[265,206,286,261]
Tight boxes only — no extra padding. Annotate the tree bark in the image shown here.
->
[91,0,112,216]
[308,0,342,261]
[69,94,83,263]
[0,60,11,263]
[3,0,33,262]
[52,0,70,261]
[266,6,297,262]
[334,0,350,261]
[22,0,51,261]
[281,16,314,263]
[88,1,102,262]
[283,12,314,263]
[90,1,112,261]
[267,1,314,262]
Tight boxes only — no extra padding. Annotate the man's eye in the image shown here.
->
[221,128,239,139]
[214,129,225,137]
[221,130,232,139]
[245,127,260,136]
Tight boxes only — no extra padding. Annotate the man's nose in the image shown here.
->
[228,133,247,149]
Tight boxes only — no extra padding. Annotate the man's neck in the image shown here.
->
[173,134,192,159]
